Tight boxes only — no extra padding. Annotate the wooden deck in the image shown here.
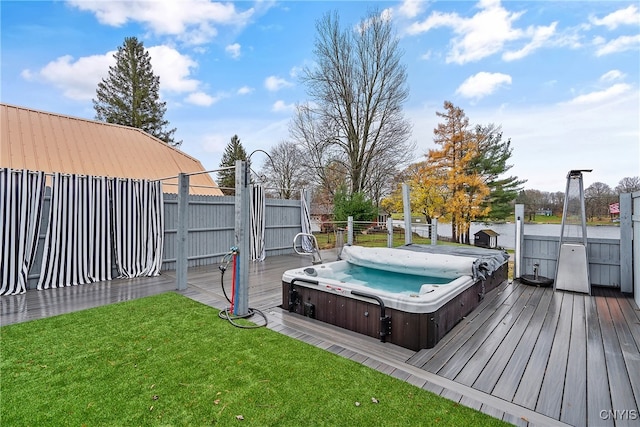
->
[2,252,638,426]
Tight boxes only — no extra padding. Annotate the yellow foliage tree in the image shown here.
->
[424,101,490,243]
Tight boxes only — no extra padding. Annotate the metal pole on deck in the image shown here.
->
[387,217,393,248]
[402,183,412,245]
[234,160,250,316]
[176,173,189,290]
[514,204,524,279]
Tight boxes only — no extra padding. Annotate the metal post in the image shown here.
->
[347,216,353,246]
[514,204,524,279]
[387,217,393,248]
[431,218,438,245]
[176,173,189,290]
[619,193,632,294]
[234,160,250,316]
[402,183,412,245]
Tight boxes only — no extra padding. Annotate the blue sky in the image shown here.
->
[2,0,638,193]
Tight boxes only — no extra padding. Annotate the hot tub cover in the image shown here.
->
[339,245,476,279]
[398,244,509,281]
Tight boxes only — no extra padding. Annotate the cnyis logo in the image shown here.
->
[599,409,639,421]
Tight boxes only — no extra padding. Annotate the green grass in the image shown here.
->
[1,293,509,426]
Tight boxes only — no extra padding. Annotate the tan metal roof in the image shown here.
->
[0,103,223,196]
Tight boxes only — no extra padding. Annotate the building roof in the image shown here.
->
[474,229,500,237]
[0,103,222,196]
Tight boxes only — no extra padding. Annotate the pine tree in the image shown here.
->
[470,124,525,221]
[93,37,179,147]
[217,135,247,195]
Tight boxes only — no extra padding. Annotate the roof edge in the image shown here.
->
[0,102,207,167]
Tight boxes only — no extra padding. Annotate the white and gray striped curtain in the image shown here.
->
[111,179,164,278]
[0,169,46,295]
[38,174,113,289]
[250,185,266,261]
[300,189,314,252]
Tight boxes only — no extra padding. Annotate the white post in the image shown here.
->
[234,160,250,316]
[619,192,632,294]
[402,183,412,245]
[387,217,393,248]
[514,204,524,279]
[347,216,354,246]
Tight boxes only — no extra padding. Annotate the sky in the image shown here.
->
[1,0,639,193]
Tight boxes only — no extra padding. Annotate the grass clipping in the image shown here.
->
[1,292,507,426]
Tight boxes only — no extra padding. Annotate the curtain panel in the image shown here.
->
[111,179,164,278]
[250,185,266,261]
[37,174,113,289]
[0,169,46,295]
[300,189,314,252]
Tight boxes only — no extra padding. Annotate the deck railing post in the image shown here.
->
[619,192,632,294]
[402,183,412,245]
[347,216,353,246]
[514,204,524,279]
[431,218,438,245]
[387,217,393,248]
[176,173,189,290]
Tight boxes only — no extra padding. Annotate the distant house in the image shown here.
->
[0,103,222,195]
[474,229,500,249]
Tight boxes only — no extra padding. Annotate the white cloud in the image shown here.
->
[271,100,294,112]
[237,86,253,95]
[21,52,114,101]
[456,72,512,100]
[397,0,424,19]
[147,46,199,93]
[563,83,632,106]
[406,0,566,64]
[589,5,640,30]
[226,43,241,59]
[503,22,557,61]
[185,91,219,106]
[67,0,257,45]
[264,75,293,92]
[21,44,203,101]
[406,89,639,192]
[600,70,625,83]
[407,0,525,64]
[594,34,640,56]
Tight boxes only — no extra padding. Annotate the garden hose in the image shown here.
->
[217,250,268,329]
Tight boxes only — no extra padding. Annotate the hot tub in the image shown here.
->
[282,245,508,350]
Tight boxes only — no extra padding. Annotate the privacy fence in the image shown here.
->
[1,168,307,295]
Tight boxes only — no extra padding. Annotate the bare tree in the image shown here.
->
[615,176,640,194]
[585,182,615,221]
[290,9,414,197]
[259,141,310,199]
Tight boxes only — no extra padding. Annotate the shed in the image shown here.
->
[474,229,500,249]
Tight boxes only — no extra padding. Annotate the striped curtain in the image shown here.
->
[300,189,314,252]
[250,185,266,261]
[0,169,46,295]
[111,179,164,278]
[37,174,112,289]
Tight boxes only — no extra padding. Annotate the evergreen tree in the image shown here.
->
[470,124,525,221]
[217,135,247,195]
[93,37,179,147]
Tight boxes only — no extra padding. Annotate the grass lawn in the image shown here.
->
[1,293,509,426]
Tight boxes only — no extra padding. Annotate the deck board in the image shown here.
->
[491,286,554,400]
[512,291,564,409]
[560,295,587,425]
[472,286,545,393]
[596,295,638,420]
[3,252,638,427]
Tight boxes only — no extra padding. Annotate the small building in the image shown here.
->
[474,229,500,249]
